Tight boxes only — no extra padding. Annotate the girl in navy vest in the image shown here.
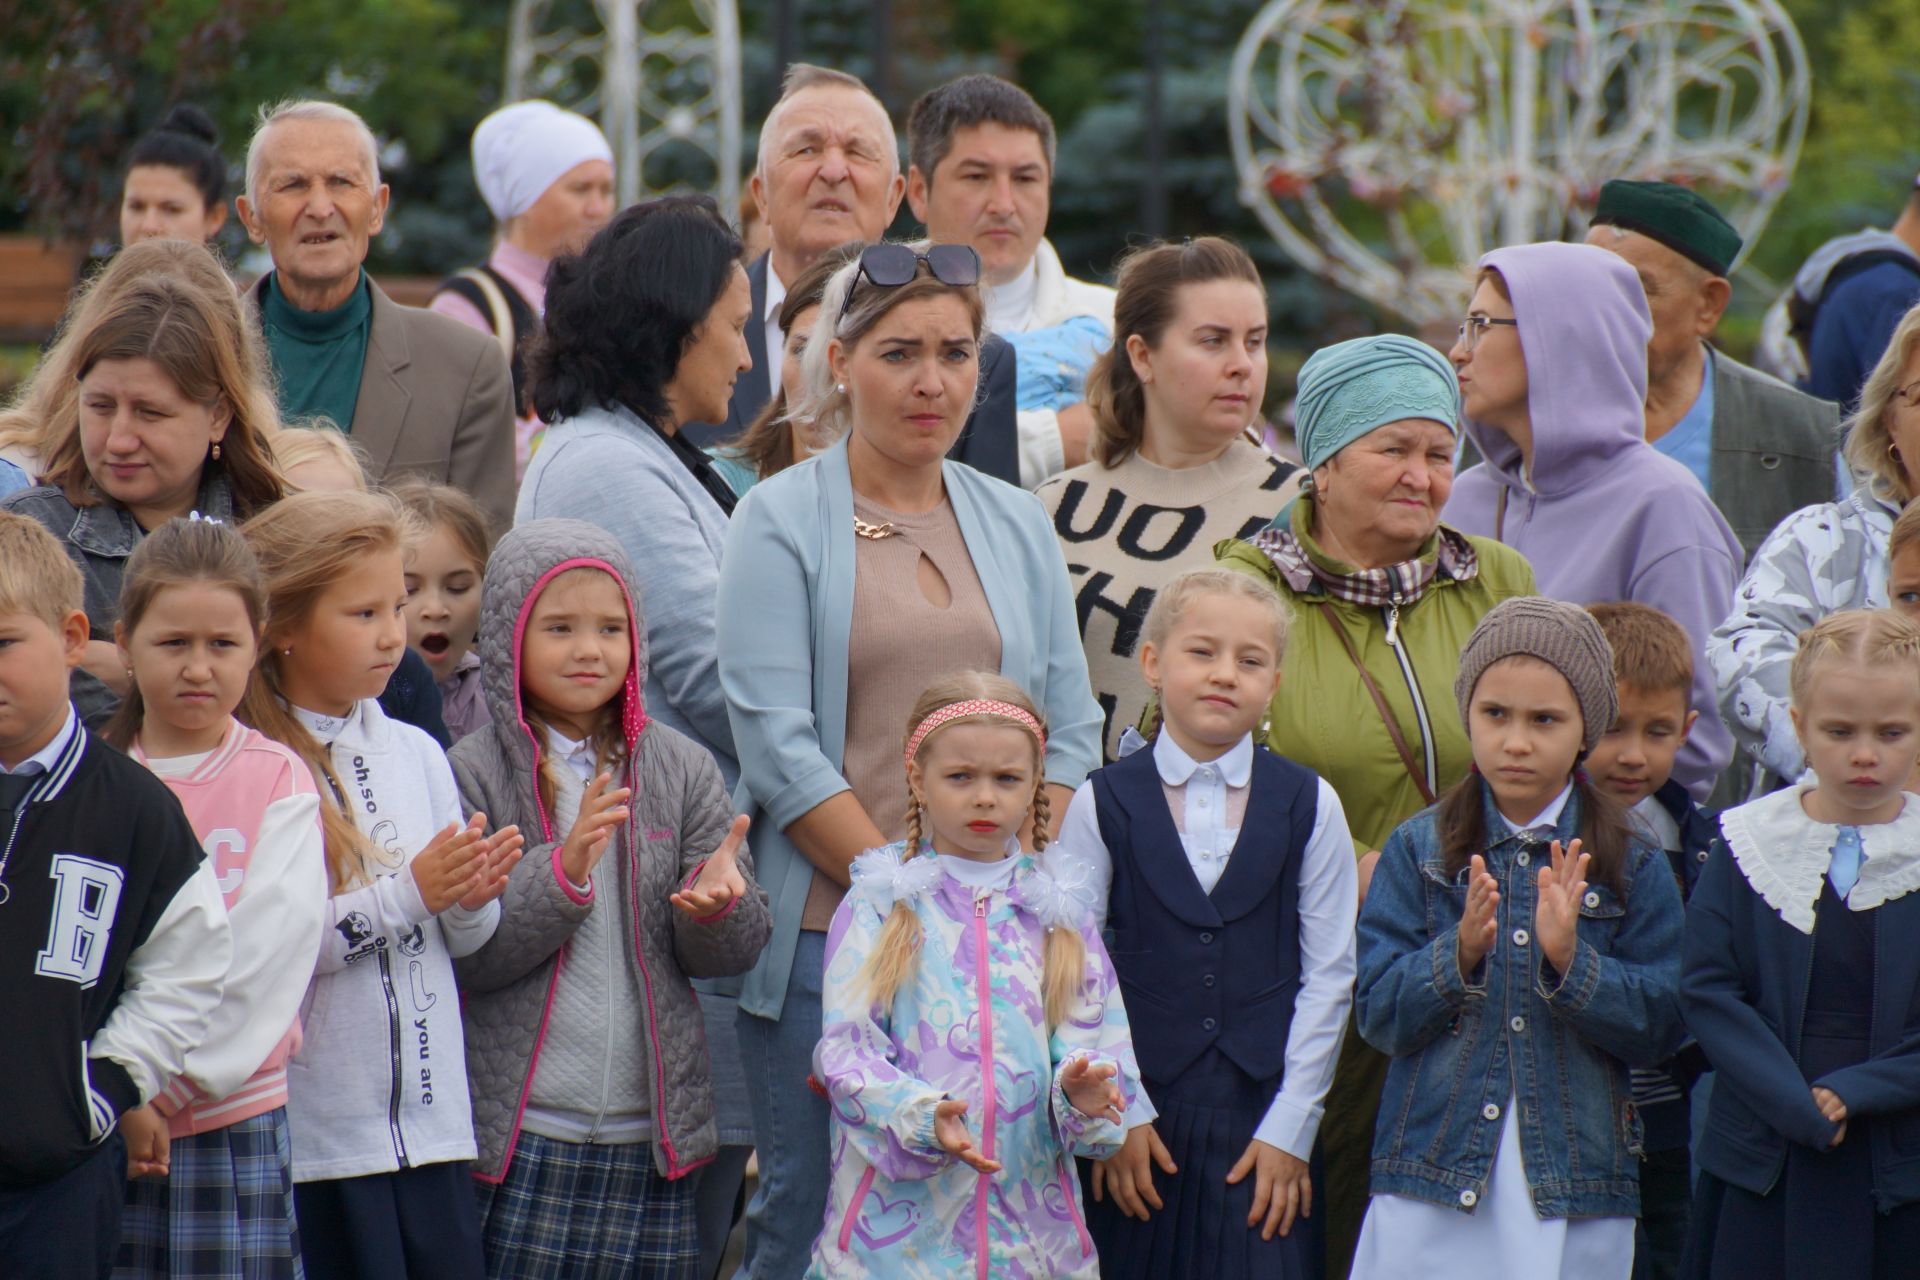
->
[1682,609,1920,1279]
[1054,567,1360,1279]
[1350,598,1685,1280]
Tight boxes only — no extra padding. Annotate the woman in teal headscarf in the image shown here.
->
[1215,333,1537,1279]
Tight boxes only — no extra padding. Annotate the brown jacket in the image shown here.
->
[247,274,516,529]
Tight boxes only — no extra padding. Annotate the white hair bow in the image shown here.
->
[848,843,944,911]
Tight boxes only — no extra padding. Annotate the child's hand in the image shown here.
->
[671,815,751,919]
[1536,838,1592,977]
[1092,1123,1177,1221]
[560,773,631,885]
[1061,1055,1125,1124]
[1356,850,1382,908]
[119,1103,170,1180]
[1457,854,1500,977]
[410,818,488,914]
[934,1098,1001,1175]
[458,820,524,911]
[1813,1086,1849,1145]
[1226,1138,1311,1240]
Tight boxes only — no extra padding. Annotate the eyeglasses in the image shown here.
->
[856,243,982,290]
[1456,314,1519,354]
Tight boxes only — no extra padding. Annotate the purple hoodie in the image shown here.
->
[1447,242,1741,798]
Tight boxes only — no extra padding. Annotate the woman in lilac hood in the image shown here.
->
[1446,242,1742,799]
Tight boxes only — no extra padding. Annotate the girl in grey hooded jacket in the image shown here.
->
[449,518,771,1276]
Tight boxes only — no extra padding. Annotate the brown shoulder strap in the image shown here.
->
[1315,601,1437,806]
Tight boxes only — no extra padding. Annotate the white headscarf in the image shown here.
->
[471,100,613,224]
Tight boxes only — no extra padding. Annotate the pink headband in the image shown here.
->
[903,699,1046,765]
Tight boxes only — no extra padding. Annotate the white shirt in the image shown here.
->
[1050,732,1359,1160]
[1629,793,1682,855]
[1496,783,1573,838]
[763,260,790,396]
[984,258,1040,334]
[939,846,1021,892]
[546,727,597,786]
[0,704,77,776]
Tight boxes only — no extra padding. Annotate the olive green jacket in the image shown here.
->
[1215,505,1537,852]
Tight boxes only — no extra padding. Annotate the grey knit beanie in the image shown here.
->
[1453,597,1620,754]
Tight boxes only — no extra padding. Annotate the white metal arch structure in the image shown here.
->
[507,0,742,214]
[1228,0,1809,326]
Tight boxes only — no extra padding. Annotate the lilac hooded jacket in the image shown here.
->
[1447,242,1742,798]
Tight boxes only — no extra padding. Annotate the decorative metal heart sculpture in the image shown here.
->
[1228,0,1810,326]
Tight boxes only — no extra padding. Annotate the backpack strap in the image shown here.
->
[1786,248,1920,345]
[434,266,538,415]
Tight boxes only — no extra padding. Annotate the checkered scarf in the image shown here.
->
[1249,503,1479,608]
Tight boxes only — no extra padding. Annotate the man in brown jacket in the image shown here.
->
[237,99,516,528]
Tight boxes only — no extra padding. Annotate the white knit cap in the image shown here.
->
[471,100,613,223]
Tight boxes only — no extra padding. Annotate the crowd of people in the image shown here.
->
[0,51,1918,1280]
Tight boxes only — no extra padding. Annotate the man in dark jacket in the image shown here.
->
[684,63,1021,484]
[1587,179,1840,562]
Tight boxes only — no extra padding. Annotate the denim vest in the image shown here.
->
[1091,743,1315,1083]
[1355,784,1686,1218]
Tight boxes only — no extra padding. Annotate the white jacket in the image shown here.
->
[283,699,500,1181]
[1005,239,1119,489]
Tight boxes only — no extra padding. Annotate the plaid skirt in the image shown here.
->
[115,1108,302,1280]
[476,1133,697,1280]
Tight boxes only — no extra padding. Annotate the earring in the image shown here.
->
[835,383,846,395]
[211,442,222,461]
[282,646,292,656]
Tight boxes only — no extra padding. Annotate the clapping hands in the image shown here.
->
[671,816,750,919]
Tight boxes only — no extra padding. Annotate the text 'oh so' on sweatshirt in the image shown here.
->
[282,697,499,1183]
[1445,241,1744,799]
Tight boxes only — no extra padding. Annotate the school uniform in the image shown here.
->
[1628,782,1717,1280]
[117,722,328,1280]
[1681,787,1920,1279]
[0,709,229,1278]
[1053,732,1358,1280]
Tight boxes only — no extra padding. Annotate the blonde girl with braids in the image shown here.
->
[1683,609,1920,1278]
[238,490,523,1280]
[809,671,1143,1280]
[1053,566,1359,1280]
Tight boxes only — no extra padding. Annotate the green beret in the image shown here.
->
[1591,180,1742,277]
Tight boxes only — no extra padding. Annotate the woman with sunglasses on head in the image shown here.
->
[1035,236,1304,764]
[715,239,1104,1278]
[1710,301,1920,792]
[1443,242,1742,803]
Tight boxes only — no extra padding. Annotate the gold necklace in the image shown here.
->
[853,514,898,540]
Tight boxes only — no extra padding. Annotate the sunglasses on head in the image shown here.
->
[856,243,982,289]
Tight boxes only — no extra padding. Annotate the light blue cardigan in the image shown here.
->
[517,402,738,788]
[717,438,1102,1019]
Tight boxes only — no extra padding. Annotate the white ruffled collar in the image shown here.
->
[1720,785,1920,934]
[848,839,1087,930]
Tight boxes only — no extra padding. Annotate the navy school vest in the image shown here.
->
[1090,742,1316,1084]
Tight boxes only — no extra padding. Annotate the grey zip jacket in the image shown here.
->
[450,518,771,1181]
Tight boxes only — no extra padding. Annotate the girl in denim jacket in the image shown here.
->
[1682,610,1920,1279]
[1351,598,1686,1280]
[808,672,1141,1279]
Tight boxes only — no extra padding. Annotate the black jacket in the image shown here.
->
[682,252,1022,486]
[0,724,219,1187]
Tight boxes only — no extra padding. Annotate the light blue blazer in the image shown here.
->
[716,438,1102,1019]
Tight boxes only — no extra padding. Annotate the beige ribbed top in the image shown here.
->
[799,493,1002,931]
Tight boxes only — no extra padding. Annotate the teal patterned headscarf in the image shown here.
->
[1294,334,1461,471]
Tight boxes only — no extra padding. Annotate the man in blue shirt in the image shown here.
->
[1586,180,1840,562]
[1804,175,1920,412]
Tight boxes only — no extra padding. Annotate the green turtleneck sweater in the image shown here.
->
[260,270,372,433]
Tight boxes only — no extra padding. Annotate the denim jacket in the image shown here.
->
[1356,783,1686,1218]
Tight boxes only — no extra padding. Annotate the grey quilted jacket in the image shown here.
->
[450,518,771,1181]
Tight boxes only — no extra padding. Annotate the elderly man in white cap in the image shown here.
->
[431,99,615,474]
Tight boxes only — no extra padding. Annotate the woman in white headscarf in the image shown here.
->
[431,99,615,476]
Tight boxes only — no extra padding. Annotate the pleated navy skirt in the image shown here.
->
[1083,1049,1317,1280]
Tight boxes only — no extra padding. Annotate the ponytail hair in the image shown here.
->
[105,517,266,751]
[1086,235,1264,467]
[237,490,419,891]
[861,671,1087,1027]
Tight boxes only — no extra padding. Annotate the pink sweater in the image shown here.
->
[138,722,328,1137]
